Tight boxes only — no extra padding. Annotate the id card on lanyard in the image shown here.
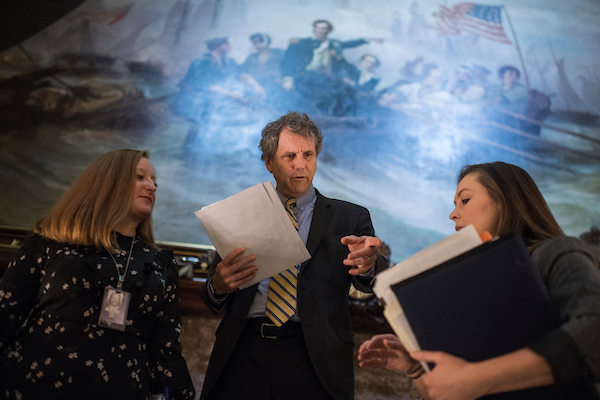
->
[98,286,131,331]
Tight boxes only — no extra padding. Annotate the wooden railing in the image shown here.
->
[0,226,390,332]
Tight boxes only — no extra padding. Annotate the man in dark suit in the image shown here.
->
[199,111,386,400]
[280,20,381,115]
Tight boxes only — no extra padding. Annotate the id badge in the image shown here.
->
[98,286,130,331]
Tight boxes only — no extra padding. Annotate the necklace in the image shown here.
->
[107,235,135,290]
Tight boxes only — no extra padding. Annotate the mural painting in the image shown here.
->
[1,0,599,263]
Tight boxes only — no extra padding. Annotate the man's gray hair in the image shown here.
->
[259,112,323,161]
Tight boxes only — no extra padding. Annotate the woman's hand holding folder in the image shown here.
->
[410,347,554,400]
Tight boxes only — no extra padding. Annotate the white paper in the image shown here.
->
[374,224,483,299]
[382,289,430,372]
[194,181,311,289]
[372,224,483,367]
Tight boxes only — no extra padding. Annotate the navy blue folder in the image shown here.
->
[392,234,598,399]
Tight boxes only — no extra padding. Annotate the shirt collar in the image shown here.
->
[276,185,316,210]
[312,36,330,43]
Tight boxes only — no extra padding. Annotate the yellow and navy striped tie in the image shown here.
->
[266,198,299,326]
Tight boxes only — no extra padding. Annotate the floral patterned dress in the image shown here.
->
[0,233,195,400]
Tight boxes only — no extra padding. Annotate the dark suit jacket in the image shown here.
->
[199,189,386,400]
[280,37,368,80]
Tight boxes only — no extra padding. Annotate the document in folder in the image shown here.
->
[392,234,563,362]
[194,181,311,289]
[373,224,487,371]
[389,234,597,399]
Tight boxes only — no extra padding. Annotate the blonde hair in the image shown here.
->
[34,149,155,253]
[458,162,563,250]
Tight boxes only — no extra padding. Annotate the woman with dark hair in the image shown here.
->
[359,162,600,399]
[0,149,195,400]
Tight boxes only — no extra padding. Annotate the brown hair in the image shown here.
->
[458,162,563,250]
[312,19,333,32]
[360,54,381,69]
[259,111,323,161]
[34,149,155,253]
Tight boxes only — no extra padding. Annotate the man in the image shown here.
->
[378,64,452,115]
[280,20,381,115]
[175,37,265,147]
[200,112,386,400]
[494,65,528,114]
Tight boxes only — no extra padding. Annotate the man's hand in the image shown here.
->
[341,235,381,275]
[358,334,420,373]
[212,247,258,295]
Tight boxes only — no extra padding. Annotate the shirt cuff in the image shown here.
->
[359,268,376,278]
[207,276,229,306]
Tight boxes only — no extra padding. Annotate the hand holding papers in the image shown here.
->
[195,181,311,289]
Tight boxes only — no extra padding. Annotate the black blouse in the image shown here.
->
[0,233,195,399]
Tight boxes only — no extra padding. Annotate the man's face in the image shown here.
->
[503,70,518,85]
[424,68,442,87]
[361,56,377,72]
[455,67,471,82]
[265,128,317,198]
[313,23,331,41]
[252,38,268,51]
[219,42,231,54]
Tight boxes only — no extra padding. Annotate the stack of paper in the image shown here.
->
[194,181,311,289]
[373,224,484,371]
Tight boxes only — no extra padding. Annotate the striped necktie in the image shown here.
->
[266,197,299,326]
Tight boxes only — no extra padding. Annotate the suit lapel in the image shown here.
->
[302,190,332,271]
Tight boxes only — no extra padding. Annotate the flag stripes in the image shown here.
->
[433,2,512,44]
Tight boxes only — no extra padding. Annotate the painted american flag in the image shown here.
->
[432,3,512,44]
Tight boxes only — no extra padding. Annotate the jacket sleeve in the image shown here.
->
[0,233,48,348]
[528,237,600,385]
[349,207,388,293]
[147,254,196,399]
[340,38,368,49]
[199,254,230,314]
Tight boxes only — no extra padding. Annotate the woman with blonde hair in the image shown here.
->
[359,162,600,399]
[0,149,194,399]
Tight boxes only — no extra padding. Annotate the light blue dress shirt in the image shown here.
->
[246,186,316,320]
[206,186,317,322]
